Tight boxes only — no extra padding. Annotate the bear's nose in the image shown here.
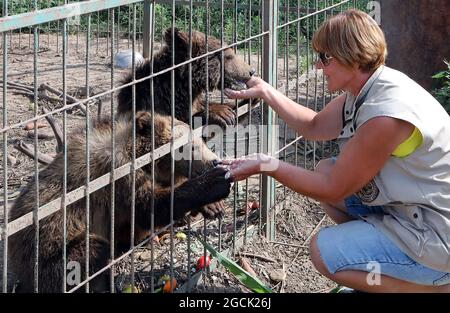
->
[249,68,256,76]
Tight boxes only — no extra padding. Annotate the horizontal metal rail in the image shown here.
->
[0,0,144,33]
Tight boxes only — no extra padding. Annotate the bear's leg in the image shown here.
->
[136,167,231,228]
[195,99,261,128]
[62,233,111,293]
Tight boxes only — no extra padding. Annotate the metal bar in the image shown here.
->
[262,0,277,241]
[142,0,152,58]
[149,0,156,293]
[295,0,301,168]
[217,0,224,254]
[84,12,91,293]
[116,6,120,53]
[130,3,137,292]
[32,0,40,293]
[169,0,176,293]
[61,0,68,293]
[0,0,145,33]
[109,7,116,293]
[2,0,9,294]
[313,0,319,169]
[185,0,194,292]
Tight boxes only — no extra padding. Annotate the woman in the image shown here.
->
[222,9,450,292]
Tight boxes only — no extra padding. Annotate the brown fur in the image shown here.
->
[117,28,256,128]
[8,112,231,293]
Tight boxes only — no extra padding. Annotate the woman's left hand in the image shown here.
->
[220,153,278,182]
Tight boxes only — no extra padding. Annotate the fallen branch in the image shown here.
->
[0,80,34,91]
[239,252,276,263]
[269,241,308,249]
[11,89,34,97]
[15,141,54,165]
[39,83,87,115]
[42,107,64,153]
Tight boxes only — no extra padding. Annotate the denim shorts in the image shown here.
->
[316,195,450,286]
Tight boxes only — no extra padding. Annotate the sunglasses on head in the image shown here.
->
[316,52,333,66]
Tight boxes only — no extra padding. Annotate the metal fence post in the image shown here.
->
[262,0,277,241]
[143,0,153,58]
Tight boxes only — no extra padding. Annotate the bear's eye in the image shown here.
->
[225,55,233,60]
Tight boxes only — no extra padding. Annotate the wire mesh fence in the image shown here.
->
[0,0,370,293]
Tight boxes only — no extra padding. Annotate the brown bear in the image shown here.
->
[117,28,256,128]
[8,112,231,293]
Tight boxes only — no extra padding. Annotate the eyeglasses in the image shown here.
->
[315,52,333,67]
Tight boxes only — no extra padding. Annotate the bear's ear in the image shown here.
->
[164,27,189,51]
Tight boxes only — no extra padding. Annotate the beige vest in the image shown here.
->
[337,66,450,273]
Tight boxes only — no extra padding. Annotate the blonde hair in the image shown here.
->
[312,9,387,72]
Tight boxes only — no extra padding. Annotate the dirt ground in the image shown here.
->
[0,32,338,293]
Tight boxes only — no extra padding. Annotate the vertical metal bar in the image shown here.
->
[262,0,277,241]
[47,0,51,50]
[2,0,9,294]
[76,7,80,54]
[138,5,142,53]
[143,0,152,59]
[295,0,300,168]
[169,0,176,293]
[128,5,131,50]
[322,0,328,159]
[312,0,319,169]
[28,2,32,49]
[56,2,60,54]
[61,0,68,292]
[18,0,23,50]
[130,3,137,292]
[283,0,290,226]
[232,0,238,257]
[217,0,224,253]
[149,0,156,293]
[304,1,310,170]
[258,0,264,236]
[84,12,91,294]
[117,7,120,53]
[107,9,110,56]
[109,7,116,293]
[186,0,194,291]
[243,0,253,247]
[96,11,100,55]
[32,0,40,293]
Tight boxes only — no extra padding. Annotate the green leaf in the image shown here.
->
[432,71,446,79]
[197,238,272,293]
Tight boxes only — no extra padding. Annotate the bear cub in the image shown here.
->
[118,28,256,128]
[8,112,231,292]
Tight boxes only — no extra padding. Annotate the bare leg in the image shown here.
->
[309,234,450,293]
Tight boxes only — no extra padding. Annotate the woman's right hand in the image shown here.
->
[224,76,269,100]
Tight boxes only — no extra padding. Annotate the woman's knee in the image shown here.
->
[309,233,332,277]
